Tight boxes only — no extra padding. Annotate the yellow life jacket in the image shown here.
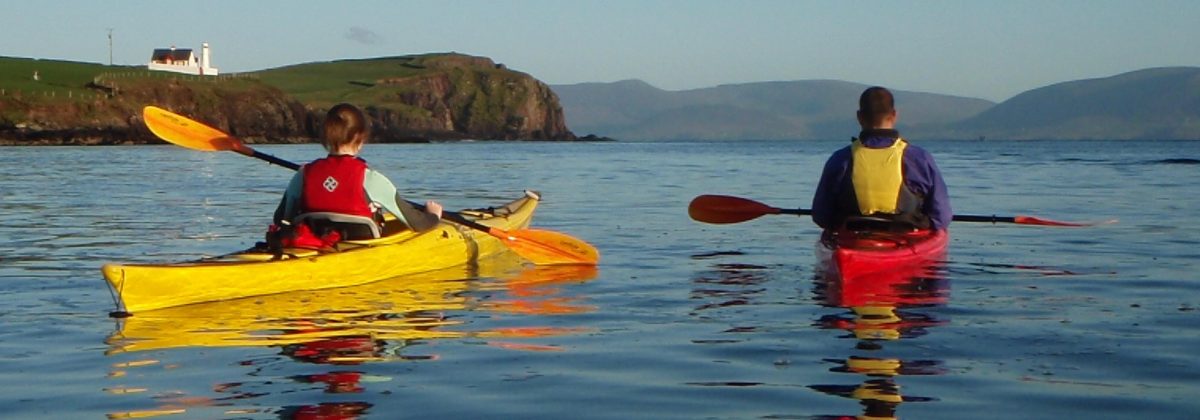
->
[851,138,908,215]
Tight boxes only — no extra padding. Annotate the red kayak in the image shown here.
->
[816,229,949,284]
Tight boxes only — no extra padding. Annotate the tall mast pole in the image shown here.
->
[107,28,113,65]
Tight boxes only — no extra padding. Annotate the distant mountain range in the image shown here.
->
[553,67,1200,140]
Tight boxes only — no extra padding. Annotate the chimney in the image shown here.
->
[201,42,211,69]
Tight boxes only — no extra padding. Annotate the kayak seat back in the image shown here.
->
[843,216,920,233]
[294,212,381,240]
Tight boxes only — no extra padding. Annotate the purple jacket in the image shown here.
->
[811,130,952,230]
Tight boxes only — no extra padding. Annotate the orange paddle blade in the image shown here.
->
[687,194,782,224]
[142,106,252,155]
[489,228,600,265]
[501,264,599,289]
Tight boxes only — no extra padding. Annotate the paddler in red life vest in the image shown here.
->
[273,103,443,244]
[811,87,951,232]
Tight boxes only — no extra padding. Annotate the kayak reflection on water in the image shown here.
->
[102,260,598,419]
[809,255,950,419]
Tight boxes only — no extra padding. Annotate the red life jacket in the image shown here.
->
[300,155,374,218]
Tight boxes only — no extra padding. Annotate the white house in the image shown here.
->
[147,43,218,76]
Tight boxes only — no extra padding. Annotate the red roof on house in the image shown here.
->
[150,49,193,62]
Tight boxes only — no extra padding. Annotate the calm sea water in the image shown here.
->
[0,139,1197,419]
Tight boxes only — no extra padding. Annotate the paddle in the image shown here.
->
[142,106,599,265]
[688,194,1115,227]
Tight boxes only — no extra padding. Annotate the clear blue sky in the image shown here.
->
[3,0,1197,102]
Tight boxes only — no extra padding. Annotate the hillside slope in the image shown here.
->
[553,79,994,140]
[939,67,1200,140]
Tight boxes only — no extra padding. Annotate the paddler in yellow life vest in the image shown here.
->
[812,87,951,232]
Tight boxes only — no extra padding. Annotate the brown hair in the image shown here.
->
[857,86,895,128]
[322,103,370,151]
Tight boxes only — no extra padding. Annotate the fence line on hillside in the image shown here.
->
[90,71,259,97]
[0,88,105,101]
[94,71,259,84]
[0,70,259,101]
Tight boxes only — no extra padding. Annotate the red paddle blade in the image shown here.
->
[490,228,600,266]
[1014,216,1118,227]
[688,194,782,224]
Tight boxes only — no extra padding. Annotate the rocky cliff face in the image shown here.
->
[135,81,314,142]
[365,55,573,140]
[0,54,576,145]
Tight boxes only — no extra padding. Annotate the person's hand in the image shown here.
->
[425,200,443,218]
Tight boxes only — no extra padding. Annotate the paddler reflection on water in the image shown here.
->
[269,103,444,250]
[814,264,949,347]
[280,333,428,394]
[810,248,949,419]
[811,86,951,235]
[811,303,947,418]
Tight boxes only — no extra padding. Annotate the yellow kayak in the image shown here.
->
[102,192,540,314]
[105,255,598,356]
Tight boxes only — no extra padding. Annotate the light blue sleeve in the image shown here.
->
[276,170,305,223]
[363,168,410,227]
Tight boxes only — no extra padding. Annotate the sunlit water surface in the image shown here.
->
[0,139,1197,419]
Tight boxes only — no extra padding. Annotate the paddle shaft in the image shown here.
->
[784,208,1034,224]
[775,207,1078,226]
[783,208,1010,223]
[688,194,1103,227]
[951,214,1017,224]
[777,208,813,216]
[248,149,300,171]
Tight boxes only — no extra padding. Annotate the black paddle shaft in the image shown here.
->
[252,150,301,170]
[949,214,1015,224]
[778,208,814,216]
[782,207,1015,224]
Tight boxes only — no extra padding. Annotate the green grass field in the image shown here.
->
[255,56,424,105]
[0,57,260,102]
[0,57,120,100]
[253,54,513,107]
